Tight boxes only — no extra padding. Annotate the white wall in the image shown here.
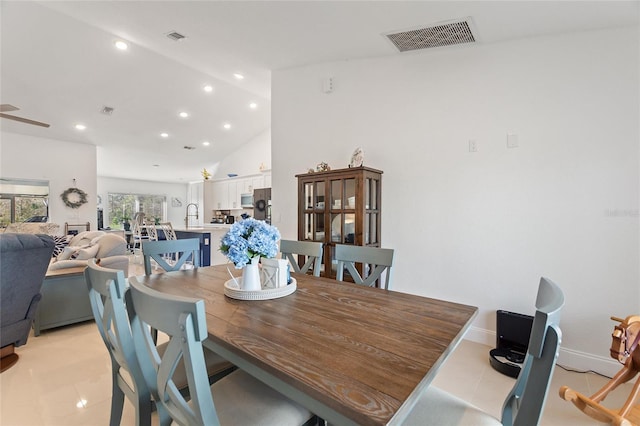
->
[272,27,639,374]
[97,176,188,228]
[212,129,271,178]
[0,132,97,230]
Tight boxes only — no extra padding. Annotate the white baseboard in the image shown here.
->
[464,326,621,378]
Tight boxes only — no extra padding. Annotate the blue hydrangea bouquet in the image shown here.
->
[220,218,281,268]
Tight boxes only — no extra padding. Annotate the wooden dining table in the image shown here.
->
[135,265,478,426]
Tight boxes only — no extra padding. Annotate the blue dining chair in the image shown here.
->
[142,238,200,276]
[85,259,235,426]
[402,277,565,426]
[127,277,315,426]
[280,240,323,277]
[85,259,153,426]
[334,244,394,289]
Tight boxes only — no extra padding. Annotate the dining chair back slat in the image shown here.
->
[145,224,158,241]
[159,222,177,241]
[335,244,394,289]
[280,240,323,277]
[142,238,200,276]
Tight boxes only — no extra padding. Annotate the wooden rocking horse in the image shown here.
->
[560,315,640,426]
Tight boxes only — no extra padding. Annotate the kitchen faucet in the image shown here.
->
[185,203,199,228]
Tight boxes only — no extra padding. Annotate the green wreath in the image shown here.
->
[61,187,88,209]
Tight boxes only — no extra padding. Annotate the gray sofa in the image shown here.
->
[34,231,129,335]
[0,233,55,371]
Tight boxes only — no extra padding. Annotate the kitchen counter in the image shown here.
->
[173,224,231,232]
[173,226,230,266]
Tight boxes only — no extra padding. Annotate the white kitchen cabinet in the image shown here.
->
[262,172,272,189]
[202,180,216,223]
[187,182,204,226]
[249,176,264,191]
[207,173,271,212]
[227,180,240,209]
[211,181,228,210]
[187,181,203,206]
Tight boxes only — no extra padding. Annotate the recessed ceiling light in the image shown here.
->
[75,124,86,130]
[233,73,244,80]
[114,40,128,50]
[223,123,231,130]
[203,85,213,93]
[179,111,189,118]
[202,141,210,146]
[249,102,258,109]
[160,132,169,138]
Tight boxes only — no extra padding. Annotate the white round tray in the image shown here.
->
[223,278,296,301]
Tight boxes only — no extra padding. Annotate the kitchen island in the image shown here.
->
[173,224,231,266]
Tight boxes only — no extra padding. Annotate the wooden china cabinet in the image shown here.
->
[296,166,382,279]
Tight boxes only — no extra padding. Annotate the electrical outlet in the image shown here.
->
[469,139,478,152]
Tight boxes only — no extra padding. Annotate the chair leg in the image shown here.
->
[109,372,126,426]
[0,345,19,373]
[134,394,153,426]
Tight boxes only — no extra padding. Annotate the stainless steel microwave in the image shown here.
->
[240,193,253,208]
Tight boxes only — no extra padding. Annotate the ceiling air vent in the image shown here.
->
[166,31,186,41]
[385,18,476,52]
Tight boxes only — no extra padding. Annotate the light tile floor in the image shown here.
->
[0,259,633,425]
[3,325,628,426]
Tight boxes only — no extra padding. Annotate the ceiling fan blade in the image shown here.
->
[0,113,50,128]
[0,104,19,112]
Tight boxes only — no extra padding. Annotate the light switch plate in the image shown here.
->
[507,133,519,148]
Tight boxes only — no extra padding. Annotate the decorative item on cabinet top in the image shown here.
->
[307,162,331,173]
[316,162,331,172]
[349,147,364,168]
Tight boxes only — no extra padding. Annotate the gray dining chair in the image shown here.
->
[402,277,564,426]
[280,239,323,277]
[145,223,158,241]
[85,259,152,426]
[142,238,200,276]
[85,259,235,426]
[334,244,394,289]
[131,212,149,263]
[142,238,201,343]
[127,277,315,426]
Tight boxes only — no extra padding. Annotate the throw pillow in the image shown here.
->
[52,235,70,258]
[57,246,77,261]
[75,244,100,260]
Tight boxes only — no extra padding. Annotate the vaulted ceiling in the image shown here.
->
[1,1,637,182]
